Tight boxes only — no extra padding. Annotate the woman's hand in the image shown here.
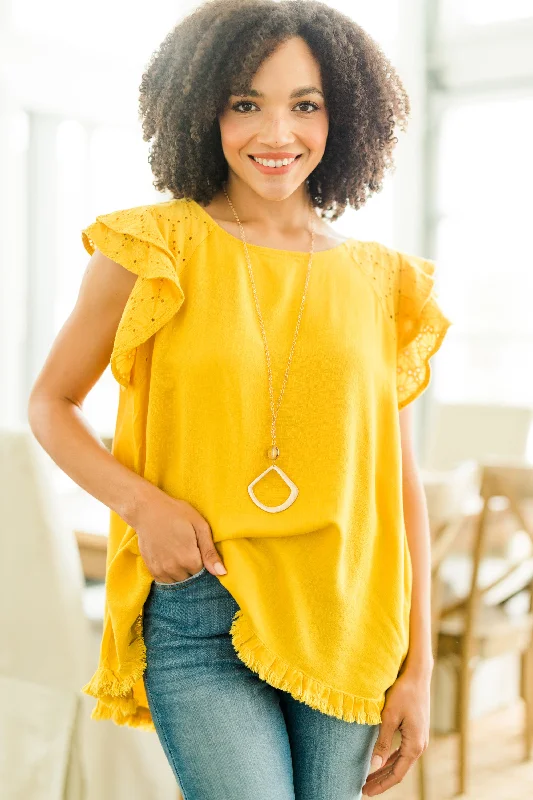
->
[132,483,227,582]
[362,667,431,796]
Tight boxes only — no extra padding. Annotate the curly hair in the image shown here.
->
[139,0,410,221]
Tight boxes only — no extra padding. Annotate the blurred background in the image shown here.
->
[1,0,533,798]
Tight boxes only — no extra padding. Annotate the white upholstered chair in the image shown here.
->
[0,426,177,800]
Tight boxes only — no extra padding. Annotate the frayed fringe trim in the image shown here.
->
[81,615,154,731]
[229,609,383,726]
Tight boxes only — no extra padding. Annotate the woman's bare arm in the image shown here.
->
[398,402,434,677]
[27,249,147,526]
[27,249,227,580]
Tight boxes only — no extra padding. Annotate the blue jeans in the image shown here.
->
[143,566,380,800]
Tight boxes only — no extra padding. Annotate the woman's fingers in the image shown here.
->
[192,511,227,575]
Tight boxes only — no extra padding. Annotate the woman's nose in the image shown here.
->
[256,113,295,146]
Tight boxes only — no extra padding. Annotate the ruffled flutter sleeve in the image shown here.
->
[394,249,452,409]
[81,205,185,389]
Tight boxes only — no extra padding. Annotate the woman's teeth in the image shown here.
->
[251,155,299,168]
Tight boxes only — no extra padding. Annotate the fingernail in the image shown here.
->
[369,755,382,774]
[214,562,227,575]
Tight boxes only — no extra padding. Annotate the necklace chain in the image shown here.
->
[222,183,316,459]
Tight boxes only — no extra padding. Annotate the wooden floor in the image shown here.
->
[382,700,533,799]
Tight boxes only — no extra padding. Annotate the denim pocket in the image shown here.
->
[153,566,208,590]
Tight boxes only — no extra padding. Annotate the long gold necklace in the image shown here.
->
[222,183,316,513]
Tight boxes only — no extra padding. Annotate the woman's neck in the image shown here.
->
[218,180,314,236]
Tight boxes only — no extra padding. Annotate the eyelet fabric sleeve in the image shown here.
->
[393,249,452,409]
[81,205,185,389]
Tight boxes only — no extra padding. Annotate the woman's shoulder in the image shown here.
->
[347,238,438,293]
[149,195,204,221]
[83,197,212,268]
[91,195,208,230]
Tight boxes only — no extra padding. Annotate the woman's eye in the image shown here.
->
[295,102,320,113]
[231,101,257,113]
[231,101,320,114]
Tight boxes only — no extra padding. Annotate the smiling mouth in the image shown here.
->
[248,154,303,168]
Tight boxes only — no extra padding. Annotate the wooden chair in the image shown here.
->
[435,462,533,797]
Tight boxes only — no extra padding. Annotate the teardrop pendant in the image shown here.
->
[222,184,314,515]
[248,464,299,513]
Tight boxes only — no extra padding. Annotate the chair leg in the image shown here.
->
[522,645,533,761]
[457,659,472,797]
[417,748,429,800]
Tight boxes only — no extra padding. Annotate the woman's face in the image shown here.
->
[218,36,329,201]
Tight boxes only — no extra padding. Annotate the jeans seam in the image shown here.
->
[145,681,190,800]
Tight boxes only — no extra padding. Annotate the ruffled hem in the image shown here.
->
[229,609,383,725]
[81,206,185,389]
[81,615,155,731]
[396,294,452,409]
[395,251,452,409]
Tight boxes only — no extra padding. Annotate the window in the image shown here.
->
[432,94,533,405]
[441,0,533,27]
[33,115,166,436]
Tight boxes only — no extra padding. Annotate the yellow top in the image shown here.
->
[80,196,452,730]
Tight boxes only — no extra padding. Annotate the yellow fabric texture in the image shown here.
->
[80,197,452,730]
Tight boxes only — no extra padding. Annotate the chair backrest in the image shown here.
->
[441,461,533,633]
[423,403,533,470]
[0,425,91,690]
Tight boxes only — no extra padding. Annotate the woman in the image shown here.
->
[28,1,451,798]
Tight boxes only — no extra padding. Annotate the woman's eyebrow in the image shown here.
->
[231,86,324,99]
[289,86,324,99]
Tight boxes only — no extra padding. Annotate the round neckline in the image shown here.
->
[189,198,355,258]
